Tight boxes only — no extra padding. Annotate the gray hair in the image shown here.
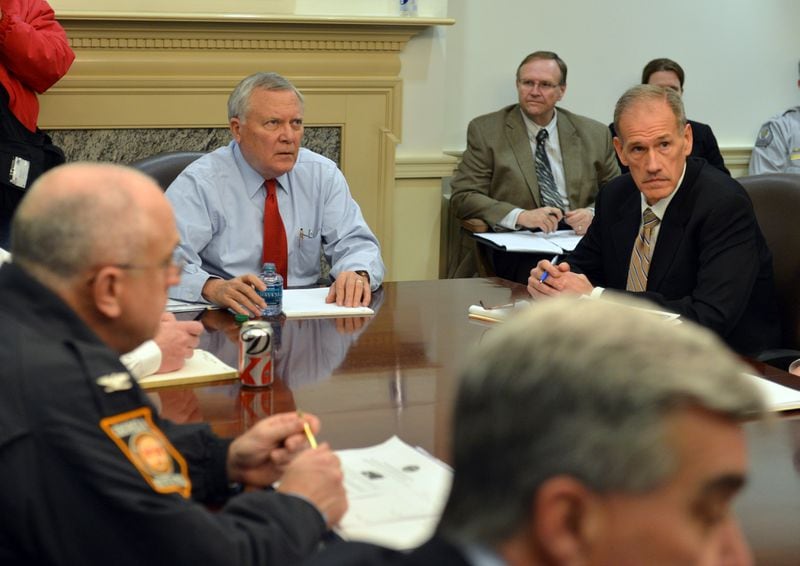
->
[613,84,686,142]
[438,296,764,545]
[11,164,150,280]
[227,72,304,121]
[516,51,568,85]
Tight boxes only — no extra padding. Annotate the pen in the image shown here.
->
[538,254,561,284]
[298,410,318,449]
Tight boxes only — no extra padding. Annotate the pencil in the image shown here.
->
[298,410,318,449]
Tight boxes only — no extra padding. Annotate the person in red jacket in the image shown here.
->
[0,0,74,246]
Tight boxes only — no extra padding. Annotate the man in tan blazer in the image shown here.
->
[449,51,619,280]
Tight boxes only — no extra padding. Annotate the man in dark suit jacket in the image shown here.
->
[303,298,762,565]
[530,85,780,356]
[448,51,619,279]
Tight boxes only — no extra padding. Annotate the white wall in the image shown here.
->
[399,0,800,155]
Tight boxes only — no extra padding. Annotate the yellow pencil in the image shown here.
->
[298,410,318,449]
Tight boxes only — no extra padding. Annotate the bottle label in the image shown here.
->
[264,285,282,306]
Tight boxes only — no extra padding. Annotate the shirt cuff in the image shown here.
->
[499,208,524,230]
[589,286,605,298]
[119,340,163,380]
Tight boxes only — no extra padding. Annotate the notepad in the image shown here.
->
[473,229,582,254]
[283,287,374,318]
[138,349,237,389]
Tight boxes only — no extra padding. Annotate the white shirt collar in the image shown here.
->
[520,107,557,140]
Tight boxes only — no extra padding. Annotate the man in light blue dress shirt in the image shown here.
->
[166,72,384,316]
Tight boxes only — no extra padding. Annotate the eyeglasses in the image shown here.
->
[113,252,185,279]
[518,79,562,92]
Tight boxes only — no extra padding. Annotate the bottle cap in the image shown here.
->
[234,313,250,324]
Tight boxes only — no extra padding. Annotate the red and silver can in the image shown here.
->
[238,320,274,387]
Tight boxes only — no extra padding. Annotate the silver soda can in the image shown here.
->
[238,320,274,387]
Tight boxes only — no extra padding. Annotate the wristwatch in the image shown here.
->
[355,270,370,283]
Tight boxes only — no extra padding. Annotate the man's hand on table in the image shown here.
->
[227,412,321,487]
[564,208,594,236]
[202,274,265,317]
[326,271,371,307]
[527,259,594,298]
[226,411,348,527]
[517,207,563,232]
[277,446,348,528]
[154,312,204,373]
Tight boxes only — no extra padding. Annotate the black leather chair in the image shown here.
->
[738,173,800,368]
[129,151,205,191]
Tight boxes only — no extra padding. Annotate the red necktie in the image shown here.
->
[262,179,288,286]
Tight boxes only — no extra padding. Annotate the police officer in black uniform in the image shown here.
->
[0,163,347,565]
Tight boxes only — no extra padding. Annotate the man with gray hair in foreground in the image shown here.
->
[304,296,763,565]
[0,163,346,565]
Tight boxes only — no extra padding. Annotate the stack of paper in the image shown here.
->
[283,288,374,318]
[335,436,453,550]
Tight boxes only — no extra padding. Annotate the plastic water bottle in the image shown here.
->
[258,262,283,317]
[399,0,417,16]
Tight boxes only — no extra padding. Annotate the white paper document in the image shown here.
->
[745,373,800,412]
[467,300,531,323]
[473,229,582,254]
[283,287,374,318]
[335,436,453,550]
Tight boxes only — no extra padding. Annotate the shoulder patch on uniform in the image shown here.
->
[96,372,132,393]
[100,407,191,498]
[755,124,774,148]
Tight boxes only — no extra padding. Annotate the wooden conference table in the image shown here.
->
[164,278,800,565]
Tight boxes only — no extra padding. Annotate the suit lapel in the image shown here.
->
[557,109,583,208]
[611,184,643,286]
[647,159,701,290]
[505,107,541,206]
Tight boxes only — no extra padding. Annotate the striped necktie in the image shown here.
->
[626,207,660,292]
[534,128,564,210]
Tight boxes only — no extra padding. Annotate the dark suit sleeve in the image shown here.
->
[450,119,517,227]
[158,420,234,503]
[565,188,612,285]
[693,122,730,175]
[636,191,762,338]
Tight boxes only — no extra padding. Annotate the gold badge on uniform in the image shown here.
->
[755,124,774,148]
[100,407,191,498]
